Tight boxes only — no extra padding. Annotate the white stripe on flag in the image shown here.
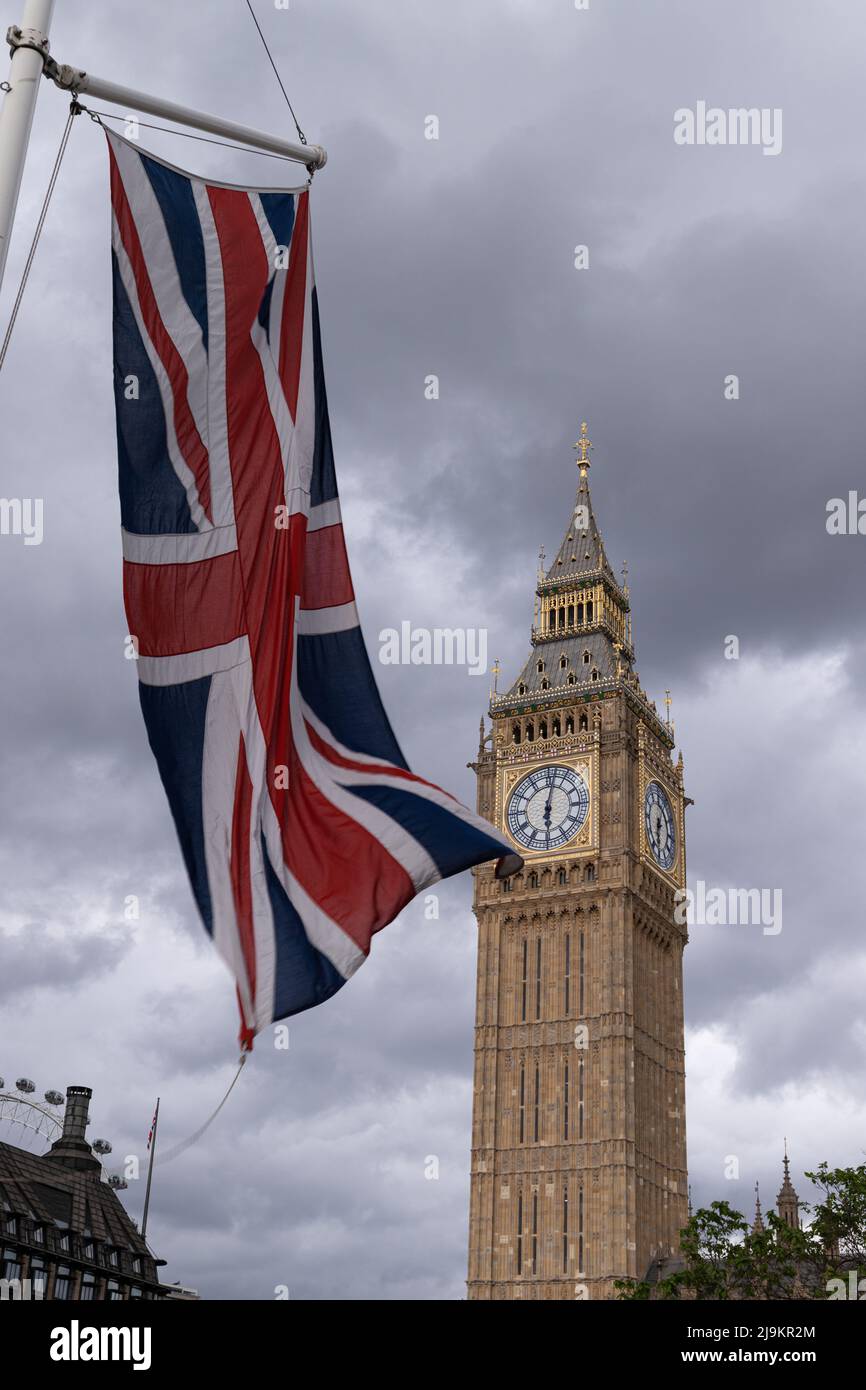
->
[122,524,237,565]
[192,180,236,531]
[296,602,359,635]
[137,635,250,687]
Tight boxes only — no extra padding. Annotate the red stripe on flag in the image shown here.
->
[301,524,354,610]
[304,719,458,801]
[230,733,257,1011]
[284,746,415,952]
[278,191,309,420]
[123,553,246,658]
[109,144,212,523]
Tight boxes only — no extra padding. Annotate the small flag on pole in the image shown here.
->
[146,1103,158,1151]
[106,130,520,1049]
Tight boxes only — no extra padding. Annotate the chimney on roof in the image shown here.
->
[44,1085,101,1174]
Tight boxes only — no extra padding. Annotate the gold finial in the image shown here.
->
[574,420,592,474]
[491,658,501,694]
[621,560,629,596]
[664,689,672,725]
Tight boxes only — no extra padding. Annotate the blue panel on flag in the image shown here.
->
[138,676,214,936]
[112,251,199,535]
[140,152,209,351]
[347,783,510,877]
[310,288,337,507]
[262,835,348,1019]
[297,627,409,769]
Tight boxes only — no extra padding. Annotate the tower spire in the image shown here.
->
[751,1181,765,1234]
[776,1139,801,1229]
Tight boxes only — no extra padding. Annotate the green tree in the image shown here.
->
[616,1167,866,1301]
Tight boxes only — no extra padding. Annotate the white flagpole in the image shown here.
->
[46,63,327,171]
[0,0,55,295]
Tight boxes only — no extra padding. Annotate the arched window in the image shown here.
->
[558,607,565,629]
[541,678,549,691]
[560,655,568,669]
[526,721,535,742]
[567,604,574,626]
[518,683,526,695]
[512,722,521,745]
[557,867,566,886]
[579,712,588,731]
[585,863,596,882]
[547,609,554,631]
[565,715,574,735]
[586,600,593,621]
[583,650,591,665]
[539,720,548,739]
[568,672,576,686]
[591,668,598,682]
[552,715,561,737]
[528,870,538,888]
[537,660,544,674]
[577,602,584,624]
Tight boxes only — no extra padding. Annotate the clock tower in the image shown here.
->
[467,425,688,1300]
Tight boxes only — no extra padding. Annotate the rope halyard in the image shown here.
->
[0,98,80,374]
[154,1052,248,1166]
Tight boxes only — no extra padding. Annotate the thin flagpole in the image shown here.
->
[141,1096,160,1242]
[0,0,56,296]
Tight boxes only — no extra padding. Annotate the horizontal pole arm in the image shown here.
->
[44,60,326,169]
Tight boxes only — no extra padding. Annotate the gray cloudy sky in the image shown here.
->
[1,0,865,1299]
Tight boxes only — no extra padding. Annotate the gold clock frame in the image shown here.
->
[497,751,598,860]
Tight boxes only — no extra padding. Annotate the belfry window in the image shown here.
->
[552,715,561,736]
[558,607,565,629]
[565,715,574,735]
[577,602,584,624]
[567,604,574,625]
[586,600,593,621]
[526,721,534,742]
[579,712,588,731]
[539,719,548,739]
[512,722,521,744]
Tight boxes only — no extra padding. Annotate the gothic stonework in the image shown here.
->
[467,424,689,1301]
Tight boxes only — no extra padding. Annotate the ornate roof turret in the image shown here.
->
[751,1182,765,1234]
[490,424,673,749]
[776,1141,801,1230]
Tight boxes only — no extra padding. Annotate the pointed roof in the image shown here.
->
[542,423,618,588]
[776,1140,801,1229]
[751,1182,765,1234]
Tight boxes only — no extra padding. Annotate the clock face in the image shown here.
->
[644,780,676,870]
[507,764,590,852]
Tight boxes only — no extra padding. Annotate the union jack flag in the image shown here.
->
[107,130,519,1048]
